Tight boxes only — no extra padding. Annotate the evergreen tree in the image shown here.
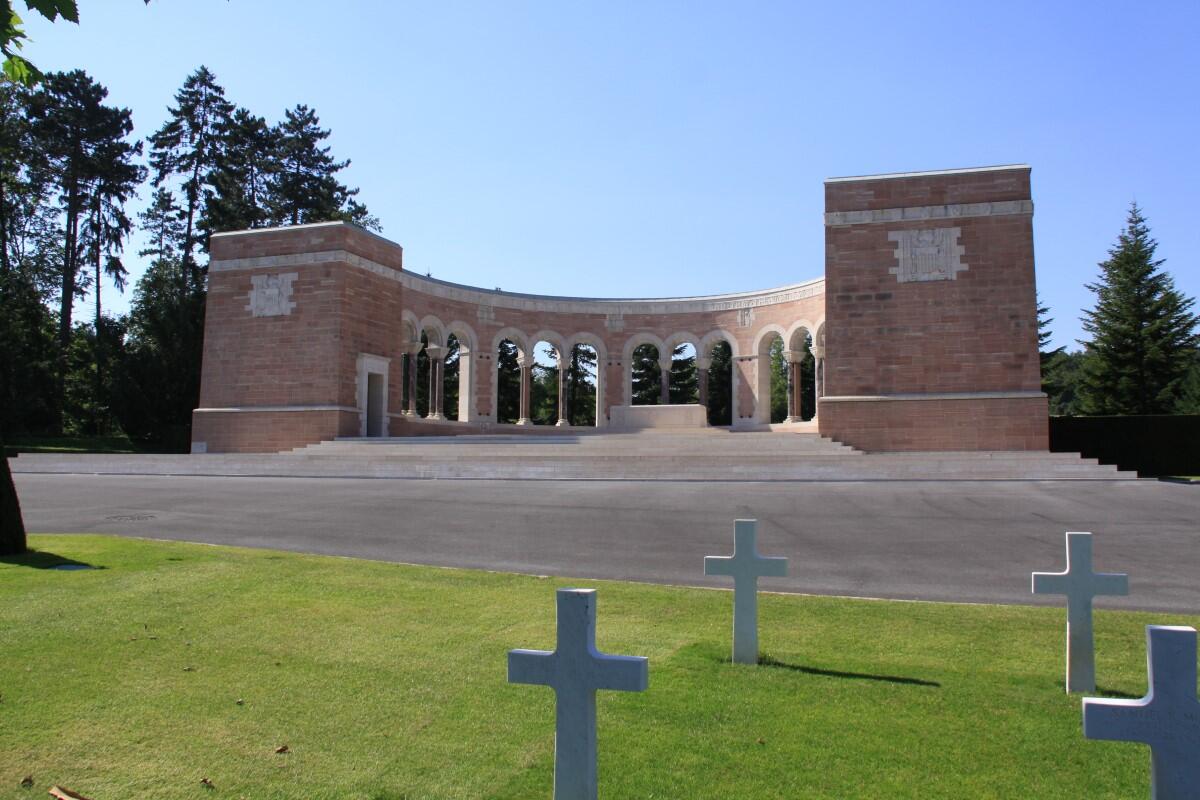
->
[668,345,697,404]
[268,104,380,230]
[798,336,816,421]
[1079,204,1199,414]
[530,347,559,425]
[147,66,233,277]
[27,69,136,431]
[630,344,661,405]
[768,337,787,423]
[0,79,59,433]
[566,344,598,426]
[496,339,520,423]
[206,107,276,234]
[82,131,142,433]
[706,341,733,426]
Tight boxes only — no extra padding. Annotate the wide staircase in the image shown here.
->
[11,430,1135,481]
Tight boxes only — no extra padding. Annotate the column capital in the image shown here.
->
[517,355,531,368]
[658,358,674,372]
[813,345,826,359]
[403,341,424,356]
[425,345,445,359]
[783,349,805,364]
[695,357,712,370]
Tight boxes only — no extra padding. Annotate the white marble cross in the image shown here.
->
[1032,531,1128,693]
[704,519,788,665]
[508,588,648,800]
[1083,625,1200,800]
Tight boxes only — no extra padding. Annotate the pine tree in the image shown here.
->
[148,66,233,278]
[566,344,598,426]
[206,107,277,234]
[706,341,733,425]
[27,69,137,432]
[630,344,660,405]
[1079,204,1199,415]
[668,345,697,404]
[268,104,379,230]
[496,339,521,423]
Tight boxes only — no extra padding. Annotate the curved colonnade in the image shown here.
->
[392,267,826,430]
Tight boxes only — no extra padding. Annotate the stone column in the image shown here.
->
[555,356,569,426]
[658,356,672,405]
[516,355,532,425]
[425,345,445,419]
[696,356,711,409]
[405,344,421,416]
[783,349,802,423]
[813,344,825,421]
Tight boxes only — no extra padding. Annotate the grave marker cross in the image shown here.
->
[508,588,648,800]
[1083,625,1200,800]
[1032,531,1128,693]
[704,519,788,665]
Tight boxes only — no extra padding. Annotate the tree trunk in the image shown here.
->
[0,427,27,556]
[56,186,79,435]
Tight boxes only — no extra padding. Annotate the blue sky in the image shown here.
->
[25,1,1200,350]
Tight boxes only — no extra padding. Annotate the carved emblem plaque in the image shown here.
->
[246,272,298,317]
[887,227,967,283]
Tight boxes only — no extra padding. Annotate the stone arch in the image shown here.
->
[786,320,817,353]
[530,329,568,364]
[565,332,608,428]
[445,320,478,422]
[753,324,788,425]
[699,329,740,425]
[418,314,446,348]
[491,327,530,424]
[699,329,739,359]
[622,332,667,405]
[400,310,420,344]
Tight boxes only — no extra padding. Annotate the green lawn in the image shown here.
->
[1,535,1194,800]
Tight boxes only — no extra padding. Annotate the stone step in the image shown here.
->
[10,451,1138,481]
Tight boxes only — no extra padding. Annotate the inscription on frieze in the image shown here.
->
[246,272,298,317]
[887,227,967,284]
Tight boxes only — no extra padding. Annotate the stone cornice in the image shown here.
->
[209,250,825,315]
[824,200,1033,227]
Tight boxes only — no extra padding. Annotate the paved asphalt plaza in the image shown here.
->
[14,473,1199,614]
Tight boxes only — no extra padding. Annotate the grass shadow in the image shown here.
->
[758,655,941,688]
[0,549,104,570]
[1091,685,1142,700]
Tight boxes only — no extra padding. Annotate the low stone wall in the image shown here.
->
[191,409,358,453]
[609,404,708,430]
[819,395,1049,452]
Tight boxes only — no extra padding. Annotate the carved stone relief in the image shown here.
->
[246,272,298,317]
[887,227,966,284]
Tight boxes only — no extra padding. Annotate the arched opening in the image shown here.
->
[566,343,599,426]
[704,340,734,426]
[786,328,816,422]
[443,333,461,421]
[416,331,430,418]
[631,343,661,405]
[669,342,698,404]
[757,332,788,424]
[530,340,560,425]
[496,338,521,424]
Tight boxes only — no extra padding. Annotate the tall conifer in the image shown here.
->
[1079,204,1198,414]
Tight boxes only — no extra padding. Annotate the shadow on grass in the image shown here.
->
[1091,685,1141,700]
[758,655,941,688]
[0,549,103,570]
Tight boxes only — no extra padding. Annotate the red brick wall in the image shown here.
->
[818,167,1047,451]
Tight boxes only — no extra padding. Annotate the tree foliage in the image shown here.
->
[705,341,733,426]
[1079,204,1199,415]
